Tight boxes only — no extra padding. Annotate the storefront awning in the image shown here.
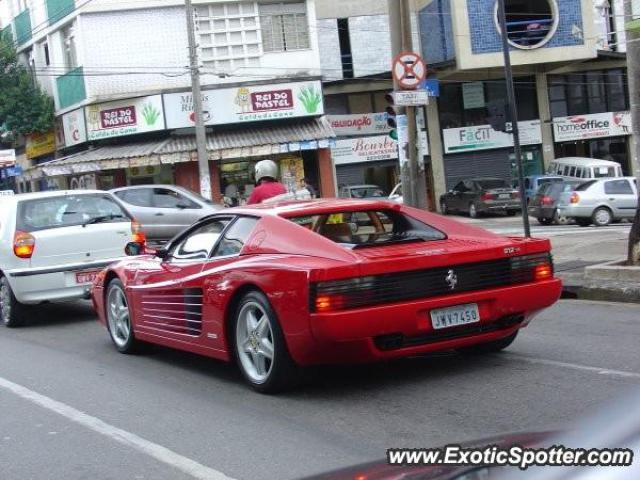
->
[157,116,335,162]
[24,117,335,180]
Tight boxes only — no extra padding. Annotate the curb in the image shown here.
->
[558,259,640,305]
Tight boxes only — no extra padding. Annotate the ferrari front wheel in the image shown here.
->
[233,291,299,393]
[106,279,140,354]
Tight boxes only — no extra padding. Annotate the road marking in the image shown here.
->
[0,376,235,480]
[505,354,640,380]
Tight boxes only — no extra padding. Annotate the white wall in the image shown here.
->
[79,7,192,100]
[317,18,342,81]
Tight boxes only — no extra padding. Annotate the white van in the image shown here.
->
[547,157,623,182]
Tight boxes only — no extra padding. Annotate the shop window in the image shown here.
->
[498,0,558,50]
[260,1,309,52]
[606,70,628,112]
[586,72,606,114]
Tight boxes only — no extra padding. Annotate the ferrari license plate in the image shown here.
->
[430,303,480,330]
[75,270,100,284]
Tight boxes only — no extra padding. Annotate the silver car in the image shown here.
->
[557,177,638,227]
[110,185,222,241]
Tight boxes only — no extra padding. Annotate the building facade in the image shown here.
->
[0,0,337,202]
[317,0,636,209]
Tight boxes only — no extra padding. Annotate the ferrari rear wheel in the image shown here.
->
[457,331,518,355]
[106,279,140,354]
[233,291,299,393]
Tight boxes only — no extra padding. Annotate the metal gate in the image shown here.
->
[443,149,512,190]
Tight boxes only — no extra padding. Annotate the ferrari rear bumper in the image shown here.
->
[295,278,562,365]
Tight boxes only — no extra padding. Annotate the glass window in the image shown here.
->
[287,209,446,246]
[17,194,129,232]
[259,2,309,52]
[115,189,153,207]
[568,166,577,177]
[606,69,628,111]
[586,71,607,113]
[453,181,466,192]
[566,74,587,115]
[594,166,617,178]
[171,219,230,261]
[214,217,259,257]
[604,179,633,195]
[153,188,198,209]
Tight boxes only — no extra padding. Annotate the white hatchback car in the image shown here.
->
[0,190,139,327]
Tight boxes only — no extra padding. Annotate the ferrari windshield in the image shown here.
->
[288,209,445,247]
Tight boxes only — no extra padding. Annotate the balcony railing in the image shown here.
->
[56,67,86,109]
[14,9,32,45]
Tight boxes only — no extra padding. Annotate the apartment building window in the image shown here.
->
[259,1,309,52]
[196,2,261,73]
[62,24,77,72]
[43,42,50,66]
[549,69,629,118]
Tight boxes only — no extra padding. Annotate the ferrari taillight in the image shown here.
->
[14,230,35,259]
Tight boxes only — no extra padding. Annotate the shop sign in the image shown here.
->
[443,120,542,154]
[26,131,56,159]
[163,81,324,129]
[332,135,398,165]
[69,173,97,190]
[0,149,16,167]
[462,82,485,109]
[553,112,632,142]
[327,113,391,136]
[62,108,87,146]
[85,95,165,141]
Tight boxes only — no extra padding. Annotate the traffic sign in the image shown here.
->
[392,90,429,106]
[392,51,427,90]
[420,79,440,97]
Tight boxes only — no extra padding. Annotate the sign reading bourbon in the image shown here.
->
[251,89,293,111]
[101,106,137,129]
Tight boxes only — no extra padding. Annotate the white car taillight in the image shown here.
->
[14,230,35,259]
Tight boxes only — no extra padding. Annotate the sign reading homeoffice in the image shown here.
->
[443,120,542,154]
[85,95,165,140]
[163,81,324,129]
[553,112,631,142]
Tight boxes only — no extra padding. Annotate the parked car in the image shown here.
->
[528,180,582,225]
[547,157,623,182]
[111,185,222,242]
[92,199,561,393]
[440,178,521,218]
[557,177,638,227]
[388,183,403,203]
[338,184,387,199]
[520,175,564,204]
[0,190,140,327]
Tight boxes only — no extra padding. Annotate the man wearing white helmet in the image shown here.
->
[247,159,287,204]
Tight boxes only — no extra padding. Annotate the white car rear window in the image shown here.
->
[17,195,131,232]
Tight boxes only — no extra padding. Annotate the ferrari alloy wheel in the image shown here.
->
[457,331,518,355]
[106,279,139,353]
[0,276,25,328]
[233,291,299,393]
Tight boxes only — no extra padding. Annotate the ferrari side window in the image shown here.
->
[172,219,230,261]
[214,217,259,257]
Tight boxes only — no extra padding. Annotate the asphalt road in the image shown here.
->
[0,299,638,480]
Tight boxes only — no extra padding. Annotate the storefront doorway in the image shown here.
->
[555,137,630,175]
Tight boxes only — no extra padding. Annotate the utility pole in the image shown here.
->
[185,0,212,199]
[497,0,531,238]
[388,0,426,208]
[624,0,640,264]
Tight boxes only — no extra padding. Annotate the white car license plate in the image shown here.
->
[75,270,100,284]
[499,194,510,199]
[430,303,480,330]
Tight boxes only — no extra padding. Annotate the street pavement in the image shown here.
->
[0,299,638,480]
